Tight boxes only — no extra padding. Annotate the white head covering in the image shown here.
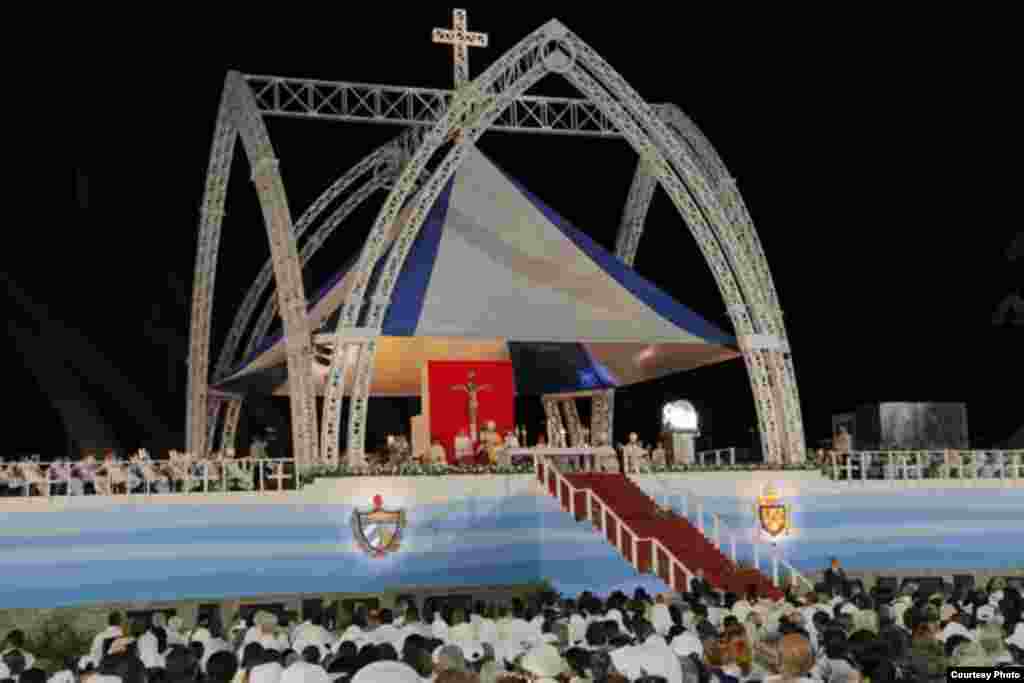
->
[431,612,449,640]
[650,603,673,636]
[201,637,231,674]
[1006,622,1024,649]
[941,622,975,643]
[350,661,422,683]
[280,661,330,683]
[249,661,284,683]
[520,644,569,678]
[671,631,704,658]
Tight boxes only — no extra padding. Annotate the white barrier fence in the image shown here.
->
[0,458,298,497]
[695,448,738,467]
[829,450,1024,486]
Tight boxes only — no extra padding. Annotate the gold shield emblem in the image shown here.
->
[352,495,406,558]
[755,484,791,538]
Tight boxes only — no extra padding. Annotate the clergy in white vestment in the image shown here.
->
[477,420,502,465]
[428,440,447,465]
[623,433,648,473]
[651,440,668,467]
[454,430,473,464]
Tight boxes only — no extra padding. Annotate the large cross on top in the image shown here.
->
[433,9,489,88]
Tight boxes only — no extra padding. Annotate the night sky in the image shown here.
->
[15,8,1022,455]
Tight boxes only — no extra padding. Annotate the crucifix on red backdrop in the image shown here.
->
[450,370,491,441]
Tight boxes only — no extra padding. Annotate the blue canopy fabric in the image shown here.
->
[217,147,739,397]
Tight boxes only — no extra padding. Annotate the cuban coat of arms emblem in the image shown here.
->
[754,483,791,539]
[352,495,406,558]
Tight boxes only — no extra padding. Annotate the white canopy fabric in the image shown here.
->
[218,146,739,397]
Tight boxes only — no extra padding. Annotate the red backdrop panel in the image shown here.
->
[427,360,515,464]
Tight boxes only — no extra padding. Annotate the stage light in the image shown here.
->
[662,400,698,433]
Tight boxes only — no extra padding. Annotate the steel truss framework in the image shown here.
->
[189,19,806,466]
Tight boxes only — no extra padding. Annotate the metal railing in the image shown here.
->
[828,450,1024,486]
[634,475,815,593]
[0,458,298,498]
[536,456,695,594]
[696,448,738,467]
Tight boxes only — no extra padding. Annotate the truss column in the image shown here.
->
[542,396,565,445]
[227,71,318,466]
[222,130,414,380]
[221,398,244,454]
[243,179,386,364]
[344,339,377,467]
[206,395,227,453]
[320,339,362,465]
[615,158,658,266]
[187,78,238,456]
[560,399,583,447]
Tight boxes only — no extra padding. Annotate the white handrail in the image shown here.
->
[636,473,813,592]
[696,448,737,467]
[828,450,1023,487]
[537,457,695,593]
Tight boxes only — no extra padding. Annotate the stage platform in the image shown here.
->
[2,470,1022,609]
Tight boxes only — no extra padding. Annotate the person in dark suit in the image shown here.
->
[824,557,850,597]
[690,568,713,600]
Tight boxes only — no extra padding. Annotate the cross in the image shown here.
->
[451,370,491,441]
[433,9,489,88]
[268,461,292,491]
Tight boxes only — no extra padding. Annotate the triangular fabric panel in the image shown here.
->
[394,147,735,345]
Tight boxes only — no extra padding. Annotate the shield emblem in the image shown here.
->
[352,495,406,558]
[758,504,788,537]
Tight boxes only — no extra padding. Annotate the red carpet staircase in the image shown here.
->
[538,461,783,600]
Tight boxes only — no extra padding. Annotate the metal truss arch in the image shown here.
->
[216,130,429,456]
[319,22,802,465]
[187,76,238,457]
[187,72,319,464]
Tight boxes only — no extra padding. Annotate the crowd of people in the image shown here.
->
[2,571,1023,683]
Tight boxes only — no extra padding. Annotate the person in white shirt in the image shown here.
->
[291,613,333,661]
[89,613,124,665]
[280,647,330,683]
[243,612,289,655]
[428,440,447,466]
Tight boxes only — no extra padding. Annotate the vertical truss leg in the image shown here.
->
[187,80,237,457]
[542,396,565,445]
[222,398,244,454]
[561,399,583,447]
[344,339,377,468]
[206,396,226,453]
[615,158,658,267]
[228,71,318,465]
[320,340,359,465]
